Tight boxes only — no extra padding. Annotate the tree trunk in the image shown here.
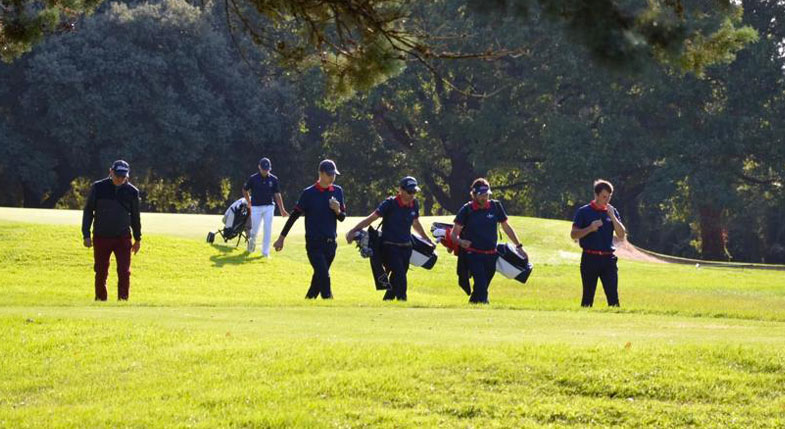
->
[699,205,729,261]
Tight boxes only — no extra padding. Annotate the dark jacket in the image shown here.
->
[82,177,142,241]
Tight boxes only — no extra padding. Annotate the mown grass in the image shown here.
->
[1,208,784,427]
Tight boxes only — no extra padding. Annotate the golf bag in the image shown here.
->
[352,226,391,290]
[495,243,534,284]
[431,222,534,291]
[410,233,438,269]
[206,198,251,247]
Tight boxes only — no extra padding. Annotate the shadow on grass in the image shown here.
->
[209,244,262,267]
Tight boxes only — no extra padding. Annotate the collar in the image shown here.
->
[395,194,414,208]
[590,200,607,212]
[314,181,335,192]
[471,200,491,211]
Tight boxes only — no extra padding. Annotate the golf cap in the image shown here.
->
[400,176,420,193]
[319,159,340,175]
[472,182,492,195]
[111,160,130,177]
[258,157,271,171]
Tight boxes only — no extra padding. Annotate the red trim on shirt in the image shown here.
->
[395,194,414,208]
[471,200,491,211]
[590,200,607,212]
[315,182,335,192]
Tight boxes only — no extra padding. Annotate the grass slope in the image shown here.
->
[1,208,784,428]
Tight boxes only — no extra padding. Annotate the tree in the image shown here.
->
[1,0,300,209]
[3,0,757,95]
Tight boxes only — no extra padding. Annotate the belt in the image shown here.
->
[383,241,412,247]
[466,247,497,255]
[307,237,336,243]
[583,249,614,256]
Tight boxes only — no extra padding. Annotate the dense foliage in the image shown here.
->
[1,0,783,263]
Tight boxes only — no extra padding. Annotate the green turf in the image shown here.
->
[1,208,784,427]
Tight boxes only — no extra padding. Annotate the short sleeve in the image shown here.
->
[454,205,469,226]
[243,176,253,191]
[413,200,420,219]
[272,177,280,193]
[495,201,508,223]
[572,208,585,227]
[376,198,391,216]
[613,207,621,221]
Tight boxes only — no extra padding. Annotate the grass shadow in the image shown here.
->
[209,244,263,267]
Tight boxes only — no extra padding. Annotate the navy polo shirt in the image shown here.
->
[454,200,508,251]
[375,195,419,244]
[572,204,621,252]
[243,173,280,206]
[294,183,345,240]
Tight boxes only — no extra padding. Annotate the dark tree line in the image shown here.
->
[1,0,784,263]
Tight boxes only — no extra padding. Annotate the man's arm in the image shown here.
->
[129,189,142,254]
[501,221,526,258]
[82,185,96,247]
[412,218,432,244]
[451,224,471,249]
[571,221,603,240]
[606,205,627,241]
[274,207,302,251]
[329,192,346,222]
[345,212,381,243]
[274,192,289,217]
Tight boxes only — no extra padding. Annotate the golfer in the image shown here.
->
[81,160,142,301]
[274,159,346,299]
[243,157,288,257]
[570,179,627,307]
[450,178,527,304]
[346,176,432,301]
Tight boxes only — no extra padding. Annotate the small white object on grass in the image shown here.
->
[695,263,701,268]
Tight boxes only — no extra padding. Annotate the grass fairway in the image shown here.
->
[1,207,784,427]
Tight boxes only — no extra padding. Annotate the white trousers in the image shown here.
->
[248,204,275,255]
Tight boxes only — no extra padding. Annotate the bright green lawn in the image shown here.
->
[1,208,784,428]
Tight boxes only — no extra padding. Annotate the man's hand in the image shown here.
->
[516,246,528,259]
[589,219,603,232]
[273,236,285,252]
[345,230,355,244]
[459,239,472,249]
[83,237,92,248]
[132,241,141,255]
[280,208,289,218]
[329,197,341,214]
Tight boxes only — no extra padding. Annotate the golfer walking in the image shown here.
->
[346,176,432,301]
[242,157,288,257]
[274,159,346,299]
[81,160,142,301]
[571,179,627,307]
[450,178,527,304]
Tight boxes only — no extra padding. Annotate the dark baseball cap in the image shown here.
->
[258,157,271,171]
[472,182,492,195]
[318,159,340,175]
[111,160,130,177]
[400,176,420,192]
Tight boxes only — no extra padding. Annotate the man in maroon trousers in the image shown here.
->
[82,160,142,301]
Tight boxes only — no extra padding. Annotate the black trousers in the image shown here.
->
[305,238,337,299]
[381,244,412,301]
[580,253,619,307]
[466,252,498,304]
